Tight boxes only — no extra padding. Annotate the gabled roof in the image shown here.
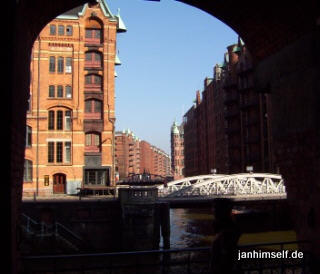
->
[57,0,115,20]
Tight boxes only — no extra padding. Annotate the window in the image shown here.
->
[49,56,55,72]
[50,25,56,35]
[57,57,64,73]
[56,142,63,163]
[26,126,32,147]
[84,99,102,119]
[65,57,72,73]
[27,94,31,112]
[65,142,71,163]
[48,142,54,163]
[66,25,73,36]
[85,28,102,43]
[49,85,55,97]
[65,111,72,130]
[58,25,65,35]
[65,85,72,98]
[85,51,102,67]
[48,141,71,164]
[56,110,63,130]
[23,160,33,182]
[57,85,63,97]
[48,111,55,130]
[85,74,102,90]
[85,132,100,152]
[48,109,72,130]
[84,169,108,185]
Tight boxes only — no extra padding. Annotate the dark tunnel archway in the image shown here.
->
[7,0,320,272]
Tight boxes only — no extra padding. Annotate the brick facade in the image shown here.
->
[23,1,126,196]
[183,38,274,175]
[115,130,171,180]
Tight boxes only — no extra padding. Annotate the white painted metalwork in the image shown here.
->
[158,173,286,198]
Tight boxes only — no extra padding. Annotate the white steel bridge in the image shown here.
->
[157,173,286,199]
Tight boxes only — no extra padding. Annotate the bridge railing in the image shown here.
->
[158,173,286,198]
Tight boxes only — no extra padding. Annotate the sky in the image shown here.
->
[106,0,238,154]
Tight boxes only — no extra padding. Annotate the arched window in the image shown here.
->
[23,159,33,182]
[85,51,102,68]
[84,99,102,119]
[85,18,102,44]
[85,74,102,91]
[85,132,101,152]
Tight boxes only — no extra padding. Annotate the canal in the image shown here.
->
[166,207,297,249]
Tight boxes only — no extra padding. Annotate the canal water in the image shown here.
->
[164,208,215,249]
[165,207,297,250]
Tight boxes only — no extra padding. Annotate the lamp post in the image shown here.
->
[246,166,253,173]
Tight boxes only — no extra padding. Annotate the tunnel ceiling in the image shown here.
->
[18,0,318,62]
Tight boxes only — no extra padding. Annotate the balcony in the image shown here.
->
[84,62,102,71]
[84,83,102,92]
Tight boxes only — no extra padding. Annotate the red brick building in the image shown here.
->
[183,38,274,175]
[170,121,185,179]
[23,1,126,196]
[115,130,171,180]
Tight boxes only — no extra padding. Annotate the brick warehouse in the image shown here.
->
[183,37,274,175]
[23,0,126,196]
[115,129,172,181]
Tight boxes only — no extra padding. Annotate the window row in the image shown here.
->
[49,57,72,73]
[48,110,72,130]
[48,141,72,163]
[50,24,73,36]
[49,85,72,98]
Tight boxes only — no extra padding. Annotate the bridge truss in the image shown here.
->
[158,173,286,198]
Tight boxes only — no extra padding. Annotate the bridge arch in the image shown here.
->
[8,0,320,272]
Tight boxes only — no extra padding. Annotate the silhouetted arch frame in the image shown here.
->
[8,1,319,273]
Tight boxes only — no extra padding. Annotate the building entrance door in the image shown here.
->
[53,173,66,194]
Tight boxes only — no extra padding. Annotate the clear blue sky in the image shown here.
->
[106,0,238,154]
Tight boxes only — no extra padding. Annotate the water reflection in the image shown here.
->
[169,208,214,248]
